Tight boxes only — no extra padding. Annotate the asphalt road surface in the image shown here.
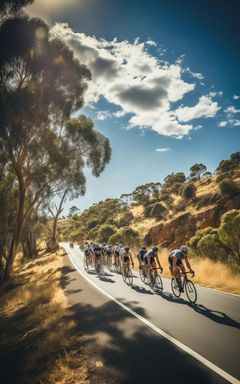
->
[61,243,240,384]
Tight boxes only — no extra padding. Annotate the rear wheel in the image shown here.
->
[185,280,197,304]
[171,278,181,298]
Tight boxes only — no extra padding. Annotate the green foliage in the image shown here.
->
[87,225,101,241]
[218,210,240,265]
[189,163,207,180]
[215,151,240,175]
[150,202,167,219]
[86,218,101,230]
[181,183,196,200]
[108,232,123,245]
[118,211,134,227]
[120,227,140,247]
[97,224,116,243]
[218,179,240,198]
[188,210,240,267]
[162,172,186,194]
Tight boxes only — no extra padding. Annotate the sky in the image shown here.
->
[26,0,240,215]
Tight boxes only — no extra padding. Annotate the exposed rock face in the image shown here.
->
[144,195,240,247]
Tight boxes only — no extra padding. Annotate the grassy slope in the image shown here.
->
[0,249,89,384]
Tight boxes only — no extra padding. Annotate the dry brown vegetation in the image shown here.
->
[132,249,240,295]
[0,249,89,384]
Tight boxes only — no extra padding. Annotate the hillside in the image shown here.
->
[60,152,240,273]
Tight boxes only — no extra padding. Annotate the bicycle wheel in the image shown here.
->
[139,267,146,282]
[154,274,163,293]
[83,257,89,271]
[126,268,133,285]
[185,280,197,304]
[171,278,181,298]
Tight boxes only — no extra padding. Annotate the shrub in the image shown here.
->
[98,224,116,243]
[181,183,196,200]
[150,202,167,219]
[87,225,101,240]
[86,218,101,229]
[218,210,240,265]
[120,227,140,247]
[118,211,134,227]
[218,179,240,198]
[173,199,186,213]
[109,232,123,245]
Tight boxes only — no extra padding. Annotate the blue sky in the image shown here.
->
[27,0,240,214]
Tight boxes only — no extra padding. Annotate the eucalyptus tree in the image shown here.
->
[0,16,111,280]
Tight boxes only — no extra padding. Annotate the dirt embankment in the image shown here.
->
[144,195,240,247]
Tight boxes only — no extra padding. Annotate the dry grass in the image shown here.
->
[0,249,89,384]
[132,249,240,294]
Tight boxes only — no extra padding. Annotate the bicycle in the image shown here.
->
[139,263,147,283]
[122,263,133,286]
[95,257,104,277]
[147,267,163,293]
[171,271,197,304]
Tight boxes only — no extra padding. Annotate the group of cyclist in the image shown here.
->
[80,241,194,286]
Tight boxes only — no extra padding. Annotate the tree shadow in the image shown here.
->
[61,262,224,384]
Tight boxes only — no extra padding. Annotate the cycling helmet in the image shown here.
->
[152,246,158,252]
[124,246,130,251]
[180,245,188,254]
[142,246,147,250]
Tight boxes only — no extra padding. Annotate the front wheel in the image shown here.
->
[122,268,133,286]
[171,278,181,298]
[139,267,146,282]
[154,274,163,293]
[185,280,197,304]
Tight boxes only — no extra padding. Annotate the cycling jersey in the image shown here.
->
[137,248,147,262]
[93,245,102,258]
[168,249,185,267]
[143,250,156,262]
[106,247,112,256]
[114,246,120,256]
[121,249,131,263]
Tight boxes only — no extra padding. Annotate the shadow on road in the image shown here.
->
[62,256,224,384]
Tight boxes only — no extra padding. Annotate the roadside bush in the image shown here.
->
[172,199,186,213]
[120,227,140,247]
[218,179,240,198]
[98,224,116,243]
[108,232,123,245]
[218,210,240,265]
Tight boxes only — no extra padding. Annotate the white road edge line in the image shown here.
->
[65,246,240,384]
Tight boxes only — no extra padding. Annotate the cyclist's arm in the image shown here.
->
[185,257,194,273]
[172,256,178,272]
[129,251,134,266]
[156,255,163,272]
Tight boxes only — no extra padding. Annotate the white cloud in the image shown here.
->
[96,110,112,120]
[224,106,240,114]
[219,121,228,127]
[50,23,221,138]
[174,95,220,122]
[185,67,205,80]
[232,120,240,126]
[155,148,171,152]
[233,95,240,100]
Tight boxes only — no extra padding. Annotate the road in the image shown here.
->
[61,243,240,384]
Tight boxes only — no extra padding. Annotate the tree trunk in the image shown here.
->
[2,231,18,281]
[27,228,38,258]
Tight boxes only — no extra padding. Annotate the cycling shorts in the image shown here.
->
[168,256,182,268]
[123,256,130,263]
[145,257,155,265]
[115,251,120,257]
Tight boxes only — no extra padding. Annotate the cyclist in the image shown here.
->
[105,245,113,267]
[92,243,103,269]
[113,243,121,269]
[144,246,163,277]
[84,244,92,267]
[137,246,147,268]
[168,245,194,290]
[120,246,134,275]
